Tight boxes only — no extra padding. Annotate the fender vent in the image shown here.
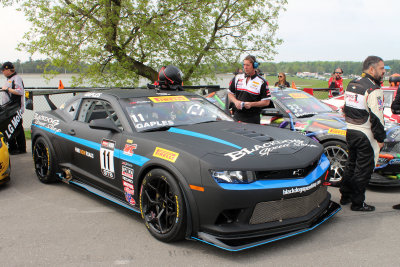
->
[229,128,273,142]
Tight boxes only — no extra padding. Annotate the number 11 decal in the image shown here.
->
[100,139,116,179]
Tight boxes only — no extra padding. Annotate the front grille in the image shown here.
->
[249,186,327,225]
[255,160,319,179]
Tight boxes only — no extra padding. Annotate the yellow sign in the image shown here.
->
[149,96,189,103]
[153,147,179,163]
[328,128,346,136]
[289,93,309,99]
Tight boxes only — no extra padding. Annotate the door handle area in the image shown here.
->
[68,129,76,135]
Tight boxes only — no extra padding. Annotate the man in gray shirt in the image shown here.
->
[1,61,26,154]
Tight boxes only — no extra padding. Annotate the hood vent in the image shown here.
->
[229,128,273,142]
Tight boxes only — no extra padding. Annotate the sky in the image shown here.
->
[0,0,399,63]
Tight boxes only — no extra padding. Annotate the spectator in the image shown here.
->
[328,68,344,97]
[274,72,290,88]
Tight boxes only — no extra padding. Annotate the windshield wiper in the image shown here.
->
[140,126,172,132]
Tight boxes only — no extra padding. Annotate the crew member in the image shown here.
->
[340,56,386,212]
[328,68,344,97]
[1,61,26,154]
[228,55,270,124]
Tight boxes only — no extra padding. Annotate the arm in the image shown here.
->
[391,86,400,114]
[367,89,386,144]
[244,82,271,109]
[227,76,243,110]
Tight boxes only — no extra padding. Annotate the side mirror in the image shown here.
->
[89,118,121,133]
[261,108,283,117]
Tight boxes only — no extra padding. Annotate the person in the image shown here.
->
[227,55,271,124]
[155,65,183,90]
[328,68,344,97]
[1,61,26,154]
[340,56,386,212]
[274,72,290,87]
[391,84,400,114]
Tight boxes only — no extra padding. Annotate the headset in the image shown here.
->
[243,55,259,69]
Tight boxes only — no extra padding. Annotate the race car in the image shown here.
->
[31,88,340,251]
[0,132,11,185]
[208,87,400,187]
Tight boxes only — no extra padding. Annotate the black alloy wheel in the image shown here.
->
[33,137,58,183]
[140,168,186,242]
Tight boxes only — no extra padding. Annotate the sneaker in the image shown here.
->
[340,197,351,205]
[351,203,375,212]
[393,204,400,210]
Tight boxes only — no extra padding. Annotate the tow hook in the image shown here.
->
[58,168,73,184]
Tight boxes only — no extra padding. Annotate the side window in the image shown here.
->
[77,99,123,130]
[63,99,80,119]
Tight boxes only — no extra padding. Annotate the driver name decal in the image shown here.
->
[224,139,319,161]
[148,96,189,103]
[100,139,116,179]
[153,147,179,163]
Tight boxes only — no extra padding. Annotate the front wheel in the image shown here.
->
[323,140,348,186]
[140,168,186,242]
[33,136,58,183]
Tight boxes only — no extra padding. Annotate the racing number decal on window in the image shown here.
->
[100,139,116,179]
[131,114,145,123]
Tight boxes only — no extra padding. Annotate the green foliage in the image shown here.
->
[3,0,287,86]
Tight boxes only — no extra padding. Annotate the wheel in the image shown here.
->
[140,168,186,242]
[32,136,58,183]
[323,140,348,186]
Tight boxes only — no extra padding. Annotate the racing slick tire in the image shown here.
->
[323,140,348,186]
[140,168,186,243]
[32,136,58,184]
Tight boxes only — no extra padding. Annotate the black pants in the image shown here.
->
[8,119,26,153]
[233,112,260,124]
[340,129,375,207]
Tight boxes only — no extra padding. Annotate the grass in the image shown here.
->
[24,130,31,140]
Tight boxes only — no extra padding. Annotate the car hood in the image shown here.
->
[145,121,323,169]
[294,112,346,133]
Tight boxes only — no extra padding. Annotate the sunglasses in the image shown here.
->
[278,76,283,78]
[335,72,342,74]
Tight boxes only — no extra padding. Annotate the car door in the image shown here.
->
[65,98,126,197]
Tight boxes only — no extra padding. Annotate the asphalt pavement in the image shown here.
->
[1,140,400,266]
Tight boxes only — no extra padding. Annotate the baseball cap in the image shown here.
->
[1,61,14,71]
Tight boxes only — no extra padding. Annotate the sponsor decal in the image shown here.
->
[123,181,134,190]
[148,95,189,103]
[283,180,321,195]
[328,128,346,136]
[126,139,133,144]
[84,92,102,98]
[153,147,179,163]
[289,93,308,99]
[123,144,137,156]
[124,187,136,205]
[253,81,260,85]
[100,139,116,179]
[294,122,308,130]
[74,147,94,159]
[122,161,133,167]
[33,113,61,134]
[5,109,24,139]
[224,139,319,162]
[122,165,134,179]
[122,176,133,184]
[377,96,384,111]
[130,100,151,104]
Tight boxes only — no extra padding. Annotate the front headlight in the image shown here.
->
[211,170,255,184]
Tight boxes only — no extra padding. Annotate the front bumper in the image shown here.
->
[191,199,340,251]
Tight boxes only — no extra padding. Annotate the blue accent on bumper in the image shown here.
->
[216,153,330,190]
[168,127,242,149]
[33,124,150,166]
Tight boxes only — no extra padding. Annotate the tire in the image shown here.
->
[323,140,349,186]
[32,136,58,183]
[140,168,186,242]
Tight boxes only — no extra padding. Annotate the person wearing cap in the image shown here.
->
[1,61,26,154]
[328,68,344,97]
[227,55,271,124]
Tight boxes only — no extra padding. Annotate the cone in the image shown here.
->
[58,80,64,89]
[291,81,297,89]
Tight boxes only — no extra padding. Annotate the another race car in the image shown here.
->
[31,88,340,251]
[0,132,11,185]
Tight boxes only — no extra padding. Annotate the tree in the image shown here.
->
[2,0,287,86]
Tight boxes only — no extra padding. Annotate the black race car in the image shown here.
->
[31,88,340,251]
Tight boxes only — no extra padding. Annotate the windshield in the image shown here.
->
[274,91,333,117]
[383,90,395,108]
[122,95,233,132]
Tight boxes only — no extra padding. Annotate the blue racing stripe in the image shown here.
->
[168,127,242,149]
[33,124,150,166]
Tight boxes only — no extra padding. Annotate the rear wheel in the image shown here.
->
[323,140,348,186]
[140,168,186,242]
[33,136,58,183]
